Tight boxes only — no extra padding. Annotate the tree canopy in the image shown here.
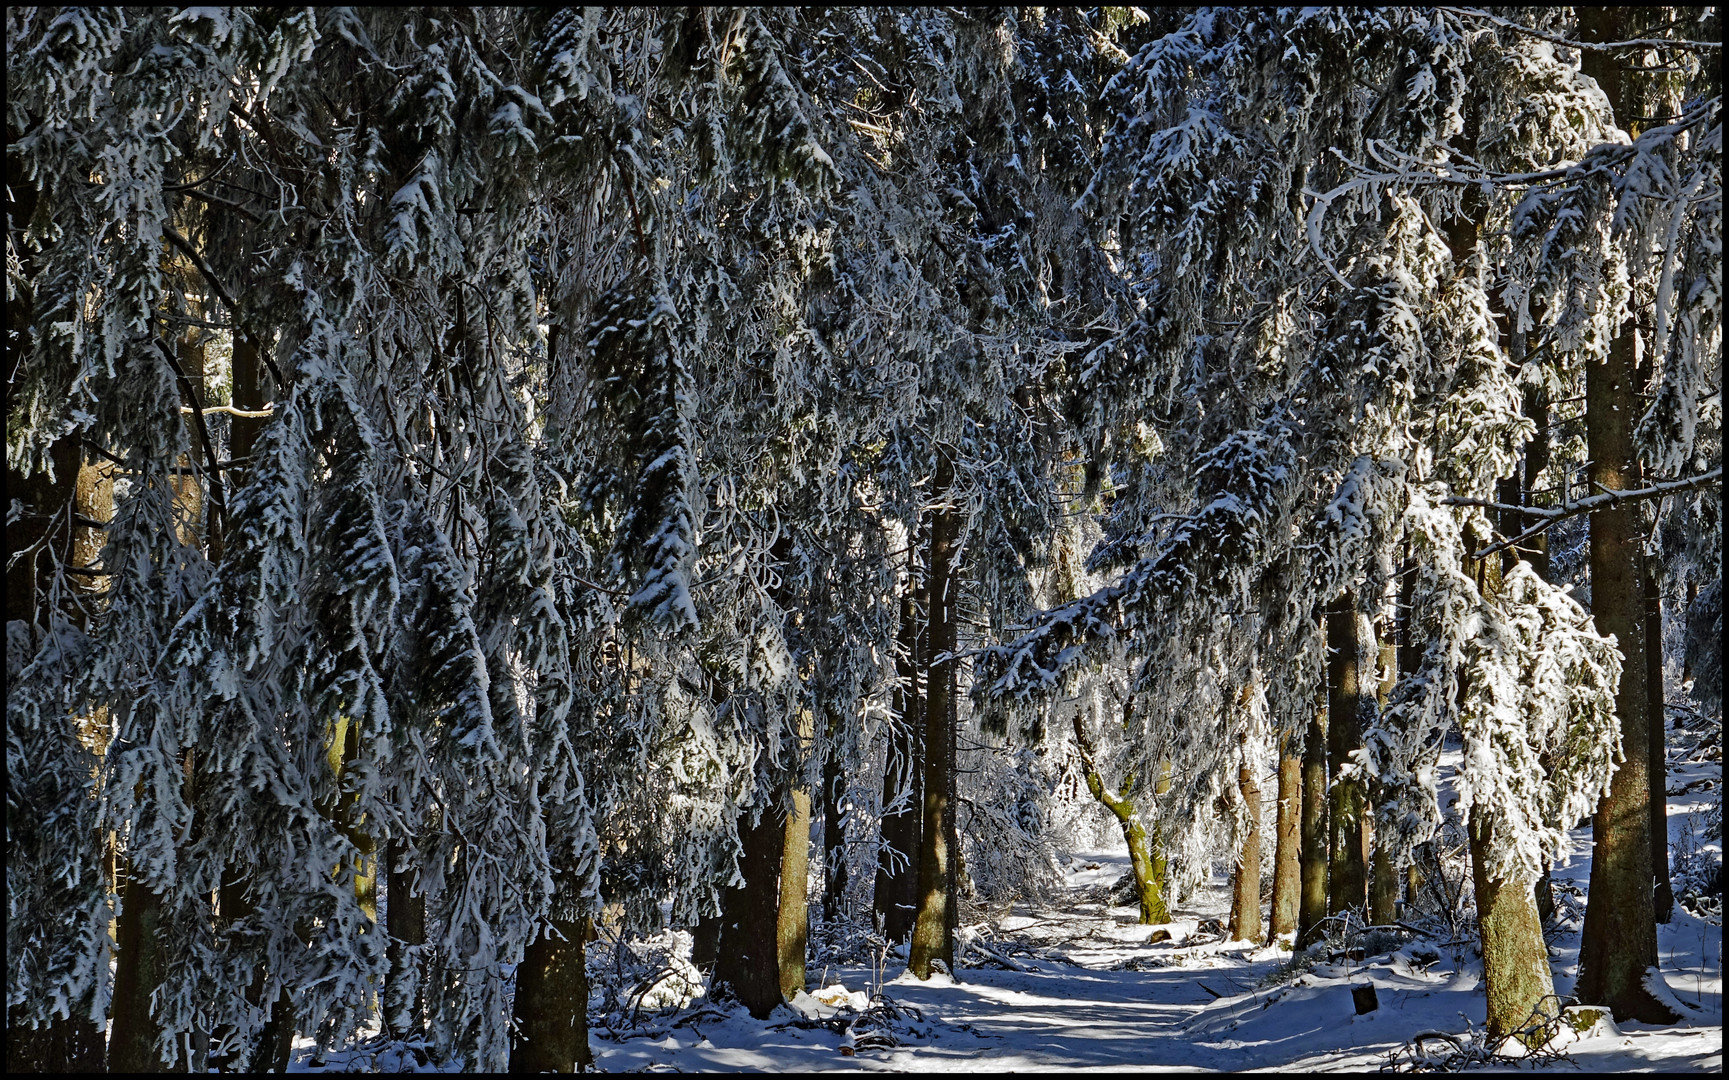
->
[7,5,1720,1070]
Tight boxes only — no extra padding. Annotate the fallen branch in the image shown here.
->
[965,939,1034,973]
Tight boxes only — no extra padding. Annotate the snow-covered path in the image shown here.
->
[295,729,1722,1073]
[590,855,1275,1073]
[586,829,1720,1074]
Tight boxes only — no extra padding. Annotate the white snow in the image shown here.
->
[288,725,1721,1073]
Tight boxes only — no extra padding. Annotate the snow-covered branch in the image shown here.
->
[1445,467,1723,559]
[1438,7,1722,54]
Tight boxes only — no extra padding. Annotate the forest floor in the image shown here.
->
[291,721,1721,1073]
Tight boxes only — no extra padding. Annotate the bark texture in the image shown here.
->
[1369,617,1399,927]
[1073,714,1167,924]
[1268,744,1302,942]
[1297,675,1330,948]
[909,453,959,980]
[1574,324,1677,1022]
[690,915,721,972]
[874,585,923,942]
[778,786,812,1000]
[1573,8,1680,1023]
[713,804,786,1018]
[1229,762,1264,943]
[1469,811,1557,1047]
[510,917,593,1073]
[1326,596,1369,918]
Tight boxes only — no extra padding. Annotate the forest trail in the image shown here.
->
[578,838,1720,1073]
[282,734,1722,1073]
[585,847,1284,1072]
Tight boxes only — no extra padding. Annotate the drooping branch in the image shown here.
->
[1304,99,1718,277]
[1445,467,1722,559]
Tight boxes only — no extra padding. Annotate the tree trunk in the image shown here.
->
[778,784,812,1001]
[1369,615,1399,927]
[821,730,849,927]
[1522,381,1558,924]
[1229,762,1264,943]
[909,451,959,980]
[1369,820,1398,927]
[510,916,593,1073]
[108,867,175,1071]
[229,331,267,482]
[385,838,427,1040]
[1572,9,1680,1024]
[874,584,923,942]
[1646,569,1673,924]
[1151,761,1172,917]
[1073,714,1167,924]
[1326,595,1369,918]
[1125,820,1168,927]
[713,803,785,1018]
[326,714,378,920]
[690,914,721,972]
[1468,809,1558,1046]
[1297,672,1329,948]
[1268,741,1302,942]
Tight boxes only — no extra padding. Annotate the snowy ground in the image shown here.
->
[569,855,1719,1074]
[291,723,1721,1073]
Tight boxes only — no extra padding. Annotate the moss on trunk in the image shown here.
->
[1229,762,1264,943]
[1297,675,1330,949]
[778,786,811,1000]
[1268,745,1302,942]
[1073,715,1167,925]
[1469,811,1557,1047]
[1326,596,1369,917]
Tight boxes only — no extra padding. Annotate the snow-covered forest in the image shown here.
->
[5,6,1722,1073]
